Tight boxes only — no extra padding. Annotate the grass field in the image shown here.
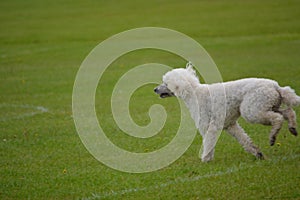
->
[1,0,300,199]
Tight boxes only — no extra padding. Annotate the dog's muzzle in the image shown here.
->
[154,84,174,98]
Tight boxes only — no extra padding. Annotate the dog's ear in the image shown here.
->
[186,61,196,74]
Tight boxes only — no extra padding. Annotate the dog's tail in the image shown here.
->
[278,86,300,107]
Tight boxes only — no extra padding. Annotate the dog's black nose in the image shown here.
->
[154,88,158,93]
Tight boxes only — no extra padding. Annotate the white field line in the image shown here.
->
[84,167,238,200]
[0,104,48,121]
[82,154,299,200]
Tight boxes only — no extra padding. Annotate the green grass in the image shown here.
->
[1,0,300,199]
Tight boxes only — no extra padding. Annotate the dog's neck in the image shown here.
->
[180,84,209,113]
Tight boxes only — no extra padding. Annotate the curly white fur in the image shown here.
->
[155,64,300,162]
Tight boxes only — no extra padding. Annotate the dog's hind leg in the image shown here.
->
[254,111,284,146]
[240,103,284,146]
[278,107,298,136]
[226,122,264,159]
[240,86,284,146]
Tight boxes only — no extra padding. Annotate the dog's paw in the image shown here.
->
[201,156,213,163]
[270,137,276,146]
[289,127,298,136]
[256,152,264,160]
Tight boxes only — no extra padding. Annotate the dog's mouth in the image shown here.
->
[160,92,174,98]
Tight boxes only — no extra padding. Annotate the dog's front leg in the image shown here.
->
[199,124,221,162]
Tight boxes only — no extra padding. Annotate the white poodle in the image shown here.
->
[154,62,300,162]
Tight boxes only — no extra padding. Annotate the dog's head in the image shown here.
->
[154,62,199,99]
